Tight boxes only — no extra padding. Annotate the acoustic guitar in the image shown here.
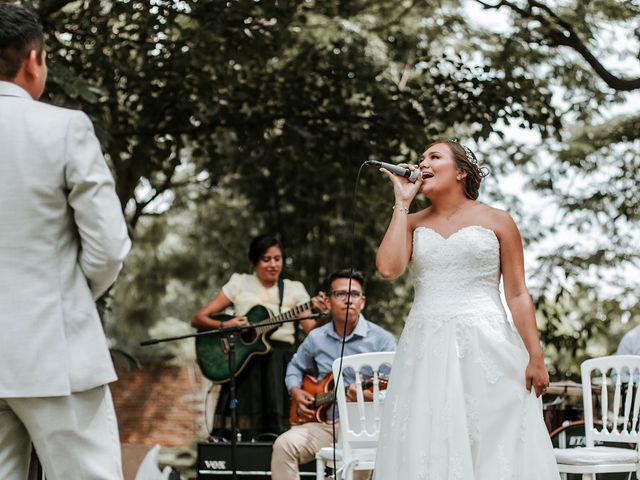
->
[289,372,389,425]
[195,300,314,383]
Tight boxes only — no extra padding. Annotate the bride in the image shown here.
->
[373,140,559,479]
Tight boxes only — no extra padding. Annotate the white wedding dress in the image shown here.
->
[374,225,559,480]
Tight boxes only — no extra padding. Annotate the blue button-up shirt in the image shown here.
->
[285,315,396,419]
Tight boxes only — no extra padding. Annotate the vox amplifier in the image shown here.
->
[197,441,316,479]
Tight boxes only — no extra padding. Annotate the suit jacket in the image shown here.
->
[0,81,131,397]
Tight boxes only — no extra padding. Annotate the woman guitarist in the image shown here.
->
[192,234,322,440]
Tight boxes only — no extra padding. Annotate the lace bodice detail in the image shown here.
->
[410,226,502,315]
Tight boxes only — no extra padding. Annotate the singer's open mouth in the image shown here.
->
[422,172,434,179]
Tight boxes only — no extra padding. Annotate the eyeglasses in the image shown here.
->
[328,290,363,301]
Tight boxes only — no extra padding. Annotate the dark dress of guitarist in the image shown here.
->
[192,235,323,440]
[271,270,396,480]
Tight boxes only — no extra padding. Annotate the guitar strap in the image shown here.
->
[278,277,302,348]
[277,277,285,314]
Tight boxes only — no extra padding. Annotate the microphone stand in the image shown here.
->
[140,313,322,480]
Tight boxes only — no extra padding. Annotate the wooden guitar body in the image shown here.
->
[289,373,335,425]
[289,371,390,425]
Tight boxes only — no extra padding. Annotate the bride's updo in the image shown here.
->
[429,140,489,200]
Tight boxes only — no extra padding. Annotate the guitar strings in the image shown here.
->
[253,300,315,333]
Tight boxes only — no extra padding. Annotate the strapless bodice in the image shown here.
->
[410,225,502,315]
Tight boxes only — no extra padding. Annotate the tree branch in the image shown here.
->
[475,0,640,91]
[528,0,640,91]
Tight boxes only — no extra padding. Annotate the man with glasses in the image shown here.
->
[271,270,396,480]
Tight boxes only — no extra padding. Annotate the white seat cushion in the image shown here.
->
[554,447,639,465]
[317,447,343,460]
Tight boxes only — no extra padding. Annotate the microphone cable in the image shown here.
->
[329,159,370,477]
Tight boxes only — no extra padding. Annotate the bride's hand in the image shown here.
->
[379,163,422,206]
[525,356,550,397]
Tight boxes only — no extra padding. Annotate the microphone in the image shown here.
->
[366,160,420,183]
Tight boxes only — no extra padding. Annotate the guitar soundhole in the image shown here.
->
[240,329,257,344]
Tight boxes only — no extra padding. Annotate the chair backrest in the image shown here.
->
[581,355,640,447]
[134,444,173,480]
[332,352,395,457]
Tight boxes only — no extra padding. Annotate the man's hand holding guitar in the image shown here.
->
[345,383,375,402]
[290,386,316,421]
[289,372,388,425]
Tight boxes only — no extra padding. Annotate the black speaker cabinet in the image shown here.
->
[197,441,316,479]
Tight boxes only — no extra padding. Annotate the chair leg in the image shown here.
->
[316,457,325,480]
[581,474,596,480]
[343,460,359,480]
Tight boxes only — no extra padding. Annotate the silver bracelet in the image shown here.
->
[393,204,409,214]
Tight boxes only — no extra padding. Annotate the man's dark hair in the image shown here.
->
[326,269,366,293]
[0,4,44,79]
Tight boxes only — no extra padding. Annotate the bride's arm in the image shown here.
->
[376,166,422,279]
[495,210,549,397]
[376,208,414,279]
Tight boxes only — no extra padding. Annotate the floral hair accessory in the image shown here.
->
[449,138,489,178]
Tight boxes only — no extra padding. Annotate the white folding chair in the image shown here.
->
[315,352,394,480]
[315,432,343,480]
[134,444,173,480]
[554,355,640,480]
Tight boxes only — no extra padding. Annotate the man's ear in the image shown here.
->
[22,49,40,79]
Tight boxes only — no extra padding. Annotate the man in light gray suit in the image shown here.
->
[0,5,131,479]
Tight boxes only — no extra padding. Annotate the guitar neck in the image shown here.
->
[313,376,388,408]
[255,300,314,335]
[314,390,336,407]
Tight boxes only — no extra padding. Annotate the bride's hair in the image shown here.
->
[428,140,489,200]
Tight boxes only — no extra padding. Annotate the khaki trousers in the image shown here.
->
[0,385,123,480]
[271,422,371,480]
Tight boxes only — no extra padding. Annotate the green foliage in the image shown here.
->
[470,0,640,376]
[26,0,639,373]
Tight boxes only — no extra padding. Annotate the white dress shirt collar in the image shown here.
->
[0,81,32,99]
